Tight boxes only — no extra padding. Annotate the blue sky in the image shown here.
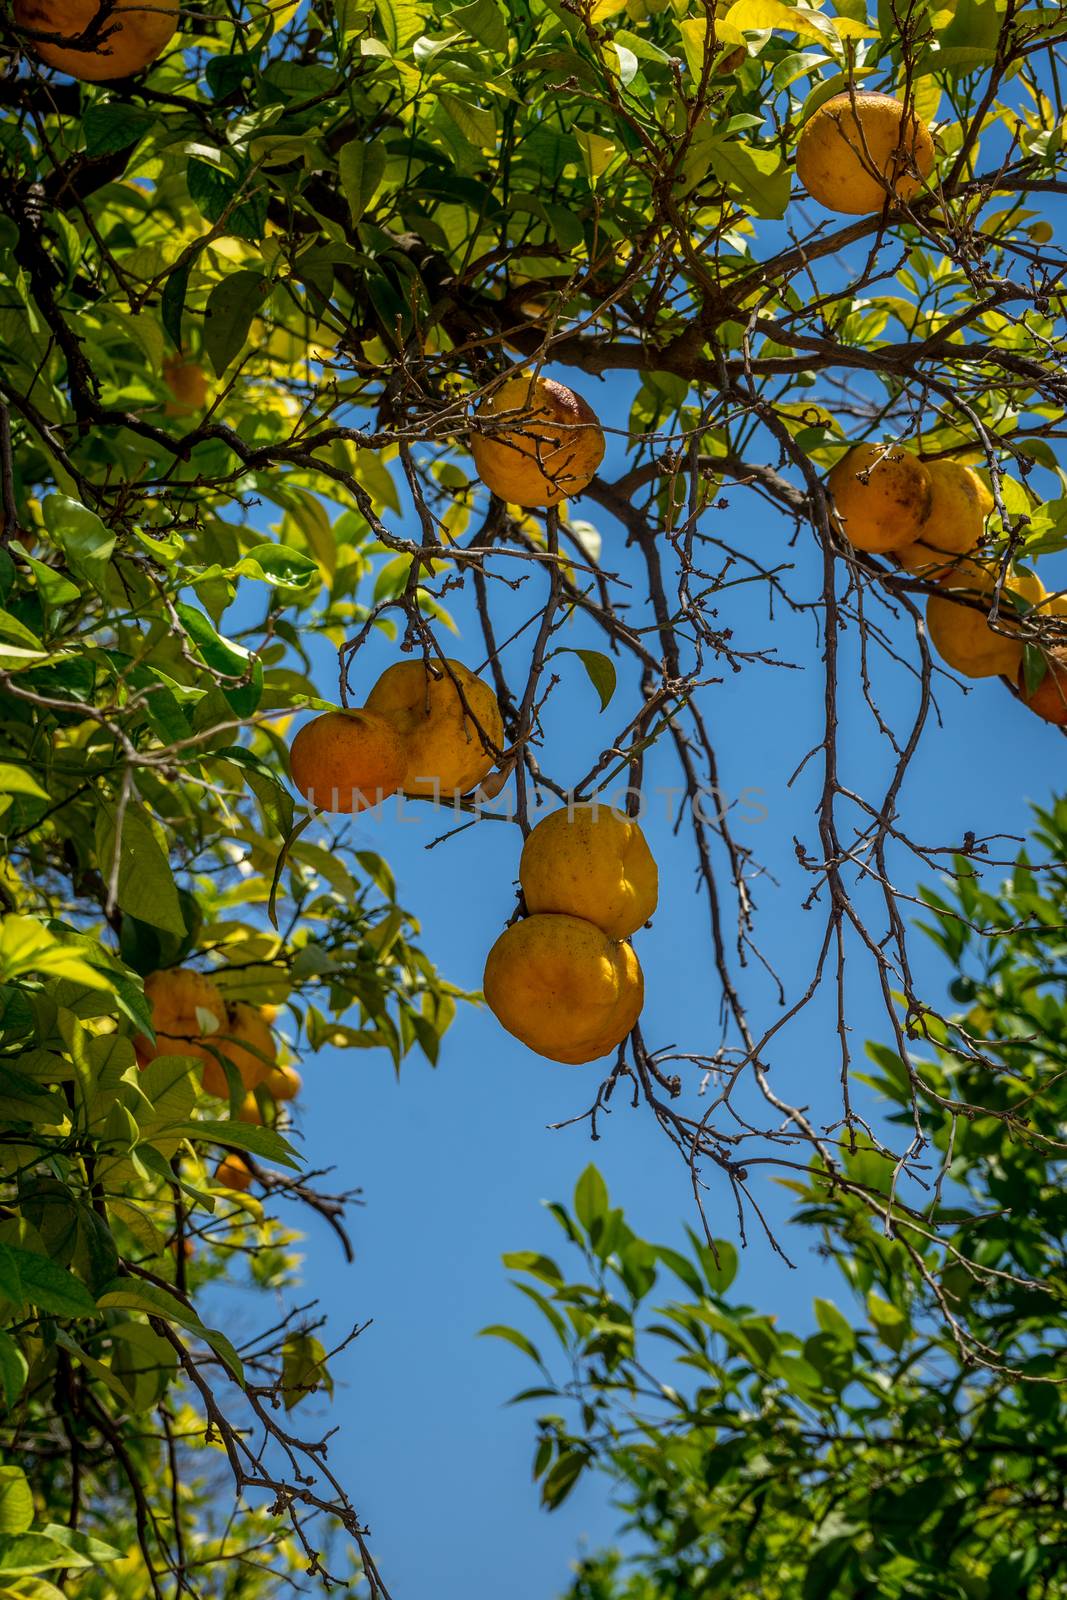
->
[234,358,1067,1600]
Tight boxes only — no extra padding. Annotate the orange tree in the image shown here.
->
[0,0,1066,1593]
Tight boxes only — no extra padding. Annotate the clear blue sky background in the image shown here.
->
[221,365,1064,1596]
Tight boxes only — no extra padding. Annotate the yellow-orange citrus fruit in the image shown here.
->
[289,709,407,813]
[519,803,658,940]
[896,459,986,576]
[827,442,931,553]
[471,374,605,507]
[482,913,643,1065]
[14,0,178,80]
[136,969,225,1075]
[796,92,934,215]
[215,1154,253,1192]
[927,560,1045,678]
[163,358,208,415]
[199,1002,277,1098]
[264,1062,302,1102]
[237,1092,264,1125]
[366,657,504,798]
[972,474,995,519]
[1019,650,1067,725]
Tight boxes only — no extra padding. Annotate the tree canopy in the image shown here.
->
[0,0,1066,1592]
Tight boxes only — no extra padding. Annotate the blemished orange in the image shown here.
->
[366,657,504,797]
[199,1002,277,1098]
[163,358,209,415]
[896,459,986,576]
[471,374,605,507]
[264,1062,302,1101]
[519,803,658,940]
[289,708,407,813]
[14,0,179,80]
[796,92,934,215]
[136,969,226,1076]
[827,442,931,554]
[1019,650,1067,726]
[927,560,1045,678]
[215,1154,253,1192]
[482,913,644,1065]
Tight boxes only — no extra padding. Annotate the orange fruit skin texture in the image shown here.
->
[482,913,644,1065]
[135,969,226,1076]
[519,803,658,940]
[471,374,606,507]
[163,359,208,416]
[927,560,1045,679]
[14,0,178,80]
[199,1001,277,1098]
[796,92,934,215]
[215,1155,253,1192]
[366,658,504,798]
[289,708,407,813]
[827,442,932,553]
[896,460,986,576]
[1019,651,1067,726]
[264,1062,302,1102]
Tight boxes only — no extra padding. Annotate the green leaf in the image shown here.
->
[40,497,115,595]
[339,141,386,226]
[453,0,508,52]
[478,1324,543,1364]
[0,1330,28,1406]
[168,1118,301,1170]
[0,1470,32,1536]
[0,1243,97,1318]
[203,270,269,376]
[556,648,616,712]
[375,0,428,49]
[83,101,154,157]
[175,602,263,716]
[237,543,318,588]
[437,91,497,151]
[95,1279,244,1383]
[708,136,791,219]
[281,1331,333,1410]
[9,545,80,614]
[867,1291,908,1353]
[1023,644,1048,696]
[574,1164,609,1231]
[161,258,192,351]
[541,1449,587,1509]
[0,763,49,800]
[94,805,186,936]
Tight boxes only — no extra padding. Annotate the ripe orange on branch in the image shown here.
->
[163,359,209,416]
[827,442,931,553]
[135,969,226,1074]
[519,803,658,941]
[796,92,934,215]
[289,708,407,813]
[471,374,605,508]
[927,560,1045,679]
[215,1154,254,1193]
[14,0,179,80]
[896,459,987,576]
[1019,650,1067,725]
[483,913,644,1065]
[367,657,503,798]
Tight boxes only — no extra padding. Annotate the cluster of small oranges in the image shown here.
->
[135,970,299,1192]
[827,443,1067,721]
